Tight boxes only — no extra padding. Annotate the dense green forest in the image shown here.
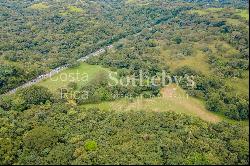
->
[0,103,249,165]
[0,0,249,165]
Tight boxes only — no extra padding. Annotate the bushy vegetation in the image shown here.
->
[0,0,188,94]
[87,3,249,120]
[0,86,53,112]
[0,102,248,165]
[75,71,161,104]
[1,1,248,120]
[0,0,249,165]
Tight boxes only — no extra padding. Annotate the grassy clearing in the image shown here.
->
[59,6,84,16]
[188,8,223,15]
[83,84,222,123]
[208,40,240,58]
[188,10,208,15]
[161,39,248,98]
[126,0,149,6]
[38,63,111,92]
[160,42,212,75]
[160,40,241,75]
[236,9,249,21]
[188,8,248,27]
[163,50,211,75]
[29,3,49,10]
[67,6,84,13]
[225,71,249,97]
[157,38,248,124]
[226,18,245,26]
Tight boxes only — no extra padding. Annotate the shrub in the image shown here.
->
[84,140,97,151]
[23,126,59,152]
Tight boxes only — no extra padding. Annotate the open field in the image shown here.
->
[188,8,223,15]
[160,39,248,99]
[67,5,84,13]
[33,61,236,124]
[236,9,249,20]
[126,0,149,5]
[188,8,249,27]
[83,84,222,123]
[188,8,249,20]
[59,5,84,16]
[161,49,211,75]
[160,41,215,75]
[225,71,249,97]
[38,63,111,92]
[29,3,49,10]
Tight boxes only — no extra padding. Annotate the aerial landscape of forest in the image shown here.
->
[0,0,249,165]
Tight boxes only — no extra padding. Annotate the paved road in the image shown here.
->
[3,25,156,96]
[4,45,113,95]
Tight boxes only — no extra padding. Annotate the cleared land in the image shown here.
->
[188,8,249,28]
[38,63,111,92]
[226,71,249,97]
[160,39,249,99]
[36,62,221,122]
[29,3,49,10]
[126,0,149,5]
[236,9,249,20]
[83,84,222,123]
[188,8,249,20]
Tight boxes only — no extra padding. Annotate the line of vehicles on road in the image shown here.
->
[5,45,113,95]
